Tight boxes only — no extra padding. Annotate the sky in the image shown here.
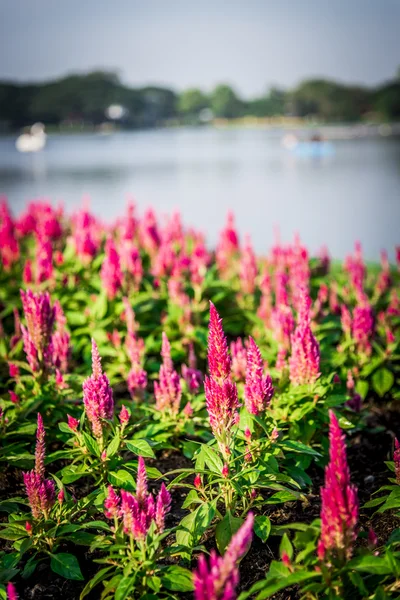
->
[0,0,399,96]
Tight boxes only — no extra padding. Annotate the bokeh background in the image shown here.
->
[0,0,399,259]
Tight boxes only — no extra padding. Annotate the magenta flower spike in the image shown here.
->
[160,332,173,372]
[82,339,114,439]
[20,289,55,370]
[318,411,359,562]
[51,300,70,373]
[205,303,239,451]
[119,405,130,428]
[104,486,120,519]
[193,512,254,600]
[154,332,182,415]
[394,438,400,484]
[182,343,203,392]
[101,237,123,300]
[208,302,231,383]
[155,483,172,532]
[230,338,247,382]
[35,414,46,479]
[289,290,320,386]
[239,236,258,295]
[6,582,18,600]
[67,414,80,431]
[108,457,171,540]
[23,414,55,520]
[136,456,148,508]
[244,338,274,415]
[352,301,374,355]
[36,238,53,284]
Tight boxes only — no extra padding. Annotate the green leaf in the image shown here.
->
[201,445,224,474]
[378,488,400,512]
[279,533,293,560]
[372,368,394,398]
[215,512,244,554]
[349,555,392,575]
[264,490,299,504]
[82,432,101,458]
[280,440,321,457]
[160,565,194,592]
[92,292,108,320]
[182,489,201,509]
[115,574,136,600]
[251,568,320,598]
[254,515,271,542]
[59,422,74,434]
[126,439,155,458]
[0,528,26,541]
[108,470,136,492]
[363,496,386,509]
[50,553,84,580]
[355,379,369,400]
[79,567,113,599]
[177,502,215,559]
[106,432,120,458]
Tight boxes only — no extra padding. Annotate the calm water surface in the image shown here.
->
[0,128,399,260]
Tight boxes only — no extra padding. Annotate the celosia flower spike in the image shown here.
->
[289,288,320,386]
[208,302,231,383]
[193,512,254,600]
[155,483,171,532]
[136,456,148,508]
[154,332,182,415]
[82,340,114,438]
[394,438,400,484]
[318,411,358,562]
[104,486,120,519]
[244,337,274,415]
[6,582,18,600]
[35,413,46,479]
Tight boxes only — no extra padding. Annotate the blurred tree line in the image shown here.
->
[0,70,399,131]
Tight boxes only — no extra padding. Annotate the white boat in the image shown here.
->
[16,123,47,153]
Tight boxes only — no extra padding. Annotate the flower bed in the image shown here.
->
[0,200,399,599]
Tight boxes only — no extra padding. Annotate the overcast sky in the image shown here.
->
[0,0,398,96]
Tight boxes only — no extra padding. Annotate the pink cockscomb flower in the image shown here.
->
[318,411,358,563]
[119,405,130,430]
[239,236,258,295]
[6,582,18,600]
[67,414,80,431]
[23,414,55,520]
[20,289,55,371]
[193,512,254,600]
[101,237,123,300]
[204,303,239,454]
[394,438,400,484]
[105,458,171,540]
[289,290,320,386]
[181,343,203,393]
[8,363,19,379]
[104,486,120,519]
[230,338,247,382]
[352,301,374,356]
[215,211,239,277]
[154,333,182,415]
[208,302,231,383]
[82,340,114,439]
[244,337,274,415]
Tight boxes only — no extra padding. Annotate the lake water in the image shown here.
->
[1,127,399,260]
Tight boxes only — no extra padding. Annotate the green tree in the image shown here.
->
[178,88,209,116]
[210,84,243,119]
